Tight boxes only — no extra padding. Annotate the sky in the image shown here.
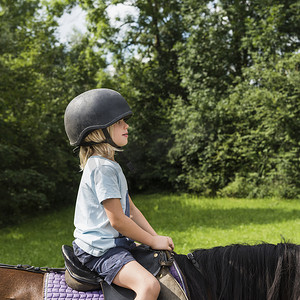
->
[57,6,87,43]
[57,4,139,44]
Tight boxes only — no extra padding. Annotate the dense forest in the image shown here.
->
[1,0,299,225]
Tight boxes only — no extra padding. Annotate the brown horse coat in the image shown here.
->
[0,268,44,300]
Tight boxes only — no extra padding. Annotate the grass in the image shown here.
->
[0,193,300,267]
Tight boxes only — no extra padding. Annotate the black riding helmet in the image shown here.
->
[64,88,132,148]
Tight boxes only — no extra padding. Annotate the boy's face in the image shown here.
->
[111,119,129,147]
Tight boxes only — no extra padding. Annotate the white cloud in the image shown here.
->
[57,3,139,44]
[57,6,87,43]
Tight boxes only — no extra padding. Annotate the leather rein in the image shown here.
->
[187,252,205,277]
[0,263,65,274]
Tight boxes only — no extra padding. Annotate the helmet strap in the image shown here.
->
[72,128,121,153]
[102,128,122,149]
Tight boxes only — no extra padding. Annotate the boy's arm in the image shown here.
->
[128,195,158,236]
[103,198,174,251]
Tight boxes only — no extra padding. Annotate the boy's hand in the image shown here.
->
[150,235,174,251]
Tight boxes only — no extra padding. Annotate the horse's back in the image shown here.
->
[0,267,44,300]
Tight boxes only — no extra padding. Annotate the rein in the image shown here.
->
[187,252,205,277]
[0,263,65,274]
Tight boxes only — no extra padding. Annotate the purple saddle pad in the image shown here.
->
[44,262,186,299]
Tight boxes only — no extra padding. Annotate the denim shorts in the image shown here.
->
[72,241,136,285]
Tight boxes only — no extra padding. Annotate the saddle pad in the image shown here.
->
[44,272,104,299]
[170,262,187,295]
[44,264,186,299]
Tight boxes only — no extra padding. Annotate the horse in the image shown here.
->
[0,242,300,300]
[0,266,44,300]
[174,242,300,300]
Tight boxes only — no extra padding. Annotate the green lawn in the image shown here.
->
[0,194,299,267]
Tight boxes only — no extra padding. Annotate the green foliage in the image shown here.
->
[169,0,300,197]
[218,53,300,198]
[0,0,107,225]
[1,0,300,226]
[78,0,187,190]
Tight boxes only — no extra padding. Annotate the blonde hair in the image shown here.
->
[79,126,116,170]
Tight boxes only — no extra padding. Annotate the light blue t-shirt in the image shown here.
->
[73,155,134,257]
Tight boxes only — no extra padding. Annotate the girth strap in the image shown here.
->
[0,263,65,274]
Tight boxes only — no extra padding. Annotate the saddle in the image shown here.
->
[62,244,189,300]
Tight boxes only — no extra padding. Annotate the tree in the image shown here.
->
[169,0,300,197]
[76,0,187,190]
[0,0,109,225]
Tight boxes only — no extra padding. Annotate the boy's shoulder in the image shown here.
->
[87,156,121,172]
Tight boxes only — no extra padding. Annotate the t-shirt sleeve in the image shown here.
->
[93,165,121,203]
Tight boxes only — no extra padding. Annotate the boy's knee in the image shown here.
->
[144,277,160,296]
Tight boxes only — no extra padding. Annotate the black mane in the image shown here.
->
[174,242,300,300]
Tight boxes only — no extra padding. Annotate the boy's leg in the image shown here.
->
[113,260,160,300]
